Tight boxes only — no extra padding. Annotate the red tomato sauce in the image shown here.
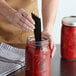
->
[25,40,51,76]
[61,25,76,60]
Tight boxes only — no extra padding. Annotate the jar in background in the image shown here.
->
[61,58,76,76]
[25,35,51,76]
[61,16,76,61]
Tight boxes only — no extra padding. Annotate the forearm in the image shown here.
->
[0,0,16,21]
[42,0,58,34]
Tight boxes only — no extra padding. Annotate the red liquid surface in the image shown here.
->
[61,25,76,60]
[25,40,51,76]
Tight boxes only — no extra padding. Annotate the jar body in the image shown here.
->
[25,36,51,76]
[61,25,76,60]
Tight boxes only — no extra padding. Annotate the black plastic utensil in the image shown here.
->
[31,13,42,47]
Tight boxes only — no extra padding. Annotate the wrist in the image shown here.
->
[43,30,52,37]
[43,24,54,35]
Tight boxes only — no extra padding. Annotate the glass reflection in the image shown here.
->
[60,58,76,76]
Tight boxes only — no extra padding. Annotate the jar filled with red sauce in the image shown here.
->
[61,16,76,61]
[25,35,51,76]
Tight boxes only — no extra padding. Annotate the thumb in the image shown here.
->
[51,43,56,58]
[49,38,56,58]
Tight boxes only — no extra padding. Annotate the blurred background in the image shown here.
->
[38,0,76,44]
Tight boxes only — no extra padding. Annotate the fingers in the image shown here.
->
[19,9,35,26]
[42,32,56,58]
[51,43,56,58]
[20,15,35,29]
[49,36,56,58]
[17,19,34,32]
[13,8,35,32]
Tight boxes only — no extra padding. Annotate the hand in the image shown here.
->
[42,31,56,58]
[10,9,35,32]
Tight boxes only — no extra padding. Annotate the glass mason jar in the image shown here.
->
[61,16,76,61]
[25,35,51,76]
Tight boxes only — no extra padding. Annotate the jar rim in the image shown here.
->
[27,35,49,47]
[62,16,76,26]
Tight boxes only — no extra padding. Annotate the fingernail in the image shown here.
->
[33,26,35,29]
[31,29,34,31]
[29,27,34,32]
